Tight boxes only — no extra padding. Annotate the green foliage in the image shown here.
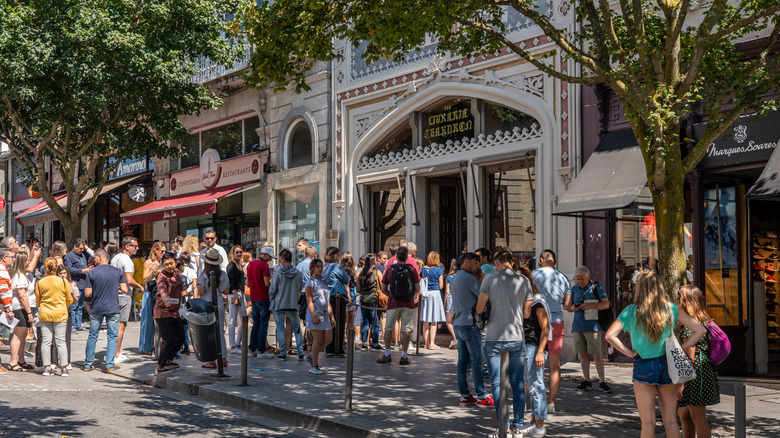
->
[0,0,244,238]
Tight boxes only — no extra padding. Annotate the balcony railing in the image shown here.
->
[190,42,252,84]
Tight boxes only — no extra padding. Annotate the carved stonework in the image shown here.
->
[358,125,543,171]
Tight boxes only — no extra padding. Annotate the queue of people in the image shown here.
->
[0,233,723,438]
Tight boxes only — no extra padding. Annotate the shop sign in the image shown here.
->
[420,100,475,147]
[108,157,152,180]
[694,111,780,169]
[128,186,150,203]
[200,148,222,189]
[170,154,261,196]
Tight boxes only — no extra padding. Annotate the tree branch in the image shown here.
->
[707,7,780,44]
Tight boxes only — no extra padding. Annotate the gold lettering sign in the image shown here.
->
[422,102,474,144]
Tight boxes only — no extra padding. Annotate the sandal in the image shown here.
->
[201,362,217,368]
[18,362,34,370]
[9,364,27,372]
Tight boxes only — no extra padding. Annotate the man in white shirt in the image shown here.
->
[110,236,144,363]
[198,230,228,275]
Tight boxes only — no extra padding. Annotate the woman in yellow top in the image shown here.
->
[36,257,73,377]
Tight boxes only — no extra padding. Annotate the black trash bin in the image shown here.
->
[184,299,218,362]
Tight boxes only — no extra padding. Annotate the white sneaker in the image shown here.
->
[522,426,546,438]
[114,354,128,364]
[66,364,72,370]
[259,351,275,359]
[546,403,555,414]
[489,428,512,438]
[230,347,242,356]
[308,366,323,375]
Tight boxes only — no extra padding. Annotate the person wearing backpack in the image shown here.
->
[357,254,383,351]
[376,246,419,365]
[676,285,720,438]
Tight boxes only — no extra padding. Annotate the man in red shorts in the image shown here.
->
[532,249,569,413]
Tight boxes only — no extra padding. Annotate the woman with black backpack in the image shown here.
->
[357,254,383,351]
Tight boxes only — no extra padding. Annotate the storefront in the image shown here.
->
[93,157,153,246]
[121,149,263,256]
[559,107,780,376]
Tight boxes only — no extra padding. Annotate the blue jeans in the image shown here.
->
[249,300,271,352]
[84,313,120,368]
[360,301,380,345]
[454,325,487,399]
[524,343,548,421]
[71,289,86,329]
[274,310,303,357]
[485,341,526,430]
[138,290,155,353]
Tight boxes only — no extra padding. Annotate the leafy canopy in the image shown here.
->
[0,0,243,228]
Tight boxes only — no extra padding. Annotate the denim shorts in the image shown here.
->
[633,355,673,386]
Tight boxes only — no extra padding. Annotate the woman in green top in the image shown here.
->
[676,285,719,438]
[606,272,706,438]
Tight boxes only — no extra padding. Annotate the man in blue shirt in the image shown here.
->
[450,252,493,407]
[83,250,127,372]
[564,265,612,393]
[64,238,93,331]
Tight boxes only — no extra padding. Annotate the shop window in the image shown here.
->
[366,123,413,158]
[278,185,319,253]
[287,121,313,168]
[202,121,242,160]
[180,134,200,169]
[245,116,261,153]
[484,103,539,135]
[488,156,536,260]
[703,183,741,326]
[372,186,406,252]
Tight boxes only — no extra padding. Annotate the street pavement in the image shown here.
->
[8,320,780,437]
[0,347,328,438]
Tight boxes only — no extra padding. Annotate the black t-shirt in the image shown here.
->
[523,302,545,347]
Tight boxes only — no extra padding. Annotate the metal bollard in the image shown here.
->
[498,350,509,438]
[735,383,746,438]
[345,327,355,411]
[240,314,249,386]
[411,297,426,356]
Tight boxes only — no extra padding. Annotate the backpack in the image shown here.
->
[390,264,415,302]
[705,321,731,365]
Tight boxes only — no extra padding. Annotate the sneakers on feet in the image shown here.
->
[277,355,287,361]
[230,347,242,356]
[476,396,495,407]
[546,403,555,414]
[399,356,411,365]
[360,345,368,351]
[489,428,512,438]
[377,354,392,364]
[371,345,384,352]
[259,351,276,359]
[42,368,54,376]
[576,380,593,391]
[114,354,128,364]
[459,395,478,405]
[522,425,547,437]
[448,340,458,349]
[599,382,613,393]
[308,366,323,375]
[60,368,69,377]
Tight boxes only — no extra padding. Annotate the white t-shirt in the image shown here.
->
[182,266,197,294]
[11,273,33,310]
[111,253,135,275]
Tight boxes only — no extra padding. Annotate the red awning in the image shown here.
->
[16,194,68,226]
[120,183,249,226]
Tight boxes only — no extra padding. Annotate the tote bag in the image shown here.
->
[665,333,697,384]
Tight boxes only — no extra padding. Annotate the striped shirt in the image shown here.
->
[0,264,13,314]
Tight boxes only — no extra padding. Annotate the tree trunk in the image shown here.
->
[62,219,82,249]
[652,165,689,301]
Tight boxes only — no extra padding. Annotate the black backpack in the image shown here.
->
[390,264,415,302]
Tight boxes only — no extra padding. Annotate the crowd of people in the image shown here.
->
[0,233,722,438]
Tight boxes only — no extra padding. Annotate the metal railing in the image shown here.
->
[190,42,252,84]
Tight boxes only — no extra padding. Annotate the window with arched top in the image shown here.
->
[286,120,314,169]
